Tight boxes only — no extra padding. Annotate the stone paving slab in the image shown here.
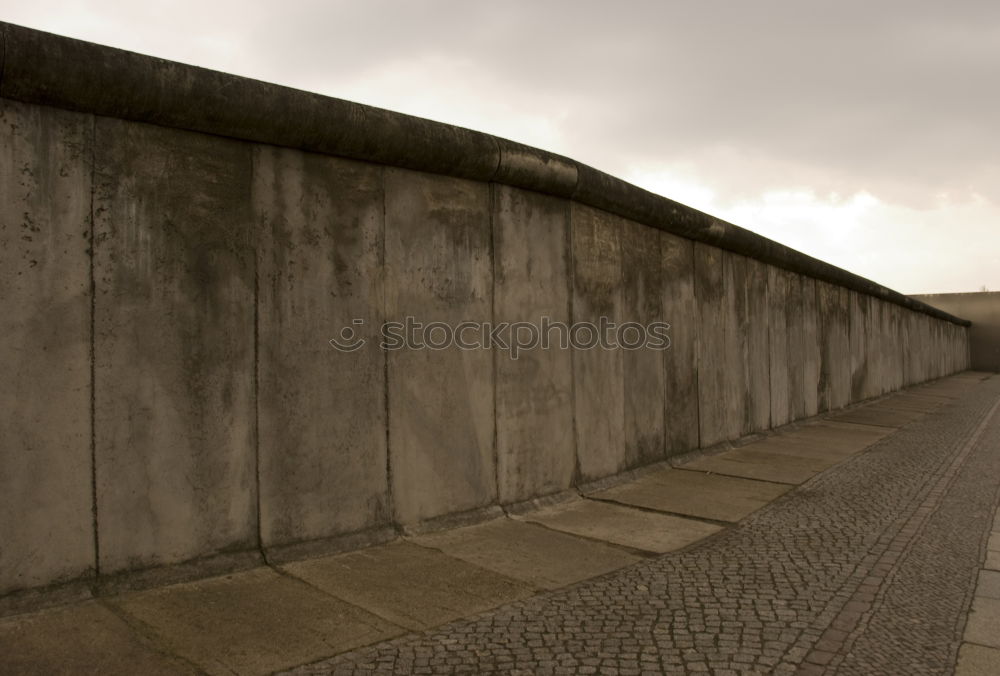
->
[281,541,533,631]
[988,551,1000,571]
[977,570,1000,600]
[874,394,947,412]
[0,601,196,675]
[964,597,1000,649]
[591,467,792,522]
[683,448,822,484]
[956,643,1000,676]
[410,518,642,590]
[906,384,964,399]
[737,437,863,465]
[515,497,723,554]
[907,375,991,399]
[827,405,926,428]
[108,567,402,676]
[684,401,929,484]
[775,419,893,445]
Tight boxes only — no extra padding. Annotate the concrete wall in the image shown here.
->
[914,293,1000,372]
[0,23,972,597]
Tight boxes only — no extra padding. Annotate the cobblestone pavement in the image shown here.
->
[284,376,1000,676]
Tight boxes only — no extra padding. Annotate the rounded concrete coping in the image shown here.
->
[0,21,969,326]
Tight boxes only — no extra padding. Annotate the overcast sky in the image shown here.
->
[3,1,997,294]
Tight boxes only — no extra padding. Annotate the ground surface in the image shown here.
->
[2,372,999,675]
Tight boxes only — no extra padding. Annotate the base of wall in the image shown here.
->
[502,489,580,516]
[0,577,94,620]
[264,525,398,566]
[400,504,506,537]
[92,550,264,598]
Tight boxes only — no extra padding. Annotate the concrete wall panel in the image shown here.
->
[93,118,257,573]
[0,100,94,593]
[785,274,807,420]
[768,267,791,428]
[695,243,729,445]
[622,220,665,467]
[801,277,820,417]
[871,299,887,397]
[723,252,749,440]
[384,169,495,524]
[571,204,626,479]
[849,291,870,401]
[817,281,850,411]
[745,258,771,433]
[661,233,700,455]
[254,147,389,549]
[493,185,575,504]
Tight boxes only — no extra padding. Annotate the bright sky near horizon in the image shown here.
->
[3,1,997,295]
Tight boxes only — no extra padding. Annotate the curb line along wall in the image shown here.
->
[0,22,971,598]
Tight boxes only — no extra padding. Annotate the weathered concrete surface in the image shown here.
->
[109,567,400,676]
[571,203,626,479]
[683,448,821,485]
[957,644,1000,676]
[786,272,809,422]
[385,168,495,525]
[517,498,721,553]
[756,420,892,457]
[92,118,257,574]
[0,601,195,675]
[745,257,771,432]
[493,185,575,504]
[285,541,531,630]
[768,266,792,427]
[915,292,1000,372]
[592,467,792,523]
[817,281,851,412]
[876,393,946,412]
[977,569,1000,599]
[695,243,732,446]
[801,276,821,417]
[0,34,975,597]
[661,233,700,455]
[964,597,1000,649]
[0,100,94,594]
[254,147,389,551]
[829,403,927,428]
[621,219,666,467]
[282,541,532,631]
[909,372,991,398]
[850,290,873,401]
[732,437,858,467]
[411,518,641,590]
[722,252,749,440]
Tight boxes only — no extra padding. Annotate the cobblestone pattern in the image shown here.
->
[285,380,1000,675]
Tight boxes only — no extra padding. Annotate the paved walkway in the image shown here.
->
[2,372,998,675]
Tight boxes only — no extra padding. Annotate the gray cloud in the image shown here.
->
[224,0,1000,206]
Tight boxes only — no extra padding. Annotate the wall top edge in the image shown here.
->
[0,21,969,327]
